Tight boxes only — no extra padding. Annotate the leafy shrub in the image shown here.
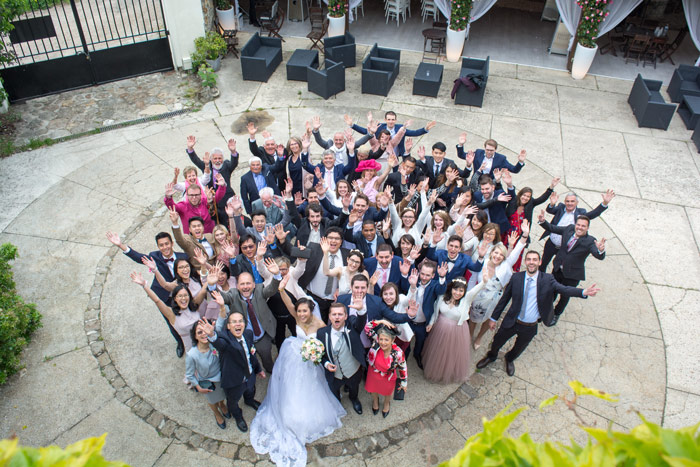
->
[0,243,42,384]
[449,0,473,32]
[442,381,700,466]
[0,434,129,466]
[327,0,345,18]
[191,31,227,70]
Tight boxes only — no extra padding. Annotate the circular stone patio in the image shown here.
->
[2,37,697,465]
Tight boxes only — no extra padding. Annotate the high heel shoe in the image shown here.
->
[372,406,379,415]
[382,409,390,418]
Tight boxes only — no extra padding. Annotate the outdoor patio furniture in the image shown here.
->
[422,27,446,62]
[659,28,687,65]
[598,26,626,57]
[413,62,443,97]
[241,32,283,82]
[261,5,285,40]
[454,56,489,107]
[642,37,667,69]
[287,49,319,81]
[215,18,239,58]
[677,94,700,130]
[624,34,650,65]
[627,74,676,130]
[667,64,700,103]
[307,59,345,99]
[307,18,328,52]
[324,33,356,68]
[361,43,400,96]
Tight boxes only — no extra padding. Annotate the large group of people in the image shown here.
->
[107,110,613,467]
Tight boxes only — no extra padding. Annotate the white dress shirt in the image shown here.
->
[550,210,576,248]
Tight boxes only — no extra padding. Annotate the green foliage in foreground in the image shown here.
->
[442,381,700,466]
[0,434,129,466]
[0,243,42,384]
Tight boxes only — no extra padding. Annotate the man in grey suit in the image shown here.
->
[250,187,296,237]
[219,262,282,373]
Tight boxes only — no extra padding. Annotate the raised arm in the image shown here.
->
[131,272,176,325]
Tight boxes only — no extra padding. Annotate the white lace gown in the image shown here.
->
[250,327,346,467]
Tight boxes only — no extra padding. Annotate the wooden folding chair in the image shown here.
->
[624,34,649,66]
[307,18,328,52]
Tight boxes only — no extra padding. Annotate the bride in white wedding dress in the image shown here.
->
[250,279,346,467]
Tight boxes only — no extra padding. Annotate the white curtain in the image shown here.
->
[682,0,700,65]
[556,0,642,50]
[322,0,364,22]
[434,0,498,30]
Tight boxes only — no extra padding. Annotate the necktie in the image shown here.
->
[381,268,388,286]
[566,236,577,252]
[245,298,262,335]
[520,277,533,318]
[238,338,252,374]
[434,163,440,176]
[324,254,336,295]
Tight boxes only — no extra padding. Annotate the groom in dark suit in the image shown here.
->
[317,303,368,415]
[476,250,600,377]
[206,311,266,432]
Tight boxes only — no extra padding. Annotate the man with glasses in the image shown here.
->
[302,227,349,322]
[456,137,527,191]
[164,176,227,234]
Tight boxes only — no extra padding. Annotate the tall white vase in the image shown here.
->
[216,7,237,30]
[571,42,598,80]
[445,27,466,63]
[327,14,345,37]
[0,80,8,114]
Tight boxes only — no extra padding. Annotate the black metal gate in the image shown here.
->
[0,0,173,102]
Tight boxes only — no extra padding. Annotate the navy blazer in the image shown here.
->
[385,171,419,203]
[124,248,188,304]
[336,293,411,325]
[351,122,428,156]
[473,187,516,235]
[540,222,605,281]
[457,146,524,178]
[301,152,353,185]
[426,248,483,282]
[364,256,404,295]
[398,275,447,325]
[240,170,281,214]
[344,230,385,259]
[211,328,262,389]
[317,312,368,385]
[491,271,585,327]
[541,203,608,240]
[415,156,456,188]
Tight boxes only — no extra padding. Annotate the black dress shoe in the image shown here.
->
[343,385,350,393]
[216,418,226,429]
[351,399,363,415]
[245,400,261,410]
[235,417,248,432]
[476,356,495,369]
[382,409,390,418]
[505,360,515,377]
[372,406,379,415]
[176,345,184,358]
[550,313,561,326]
[415,355,423,370]
[221,410,232,419]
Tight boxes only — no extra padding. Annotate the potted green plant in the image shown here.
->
[215,0,236,30]
[327,0,346,37]
[446,0,473,62]
[198,64,219,99]
[191,31,227,72]
[571,0,610,79]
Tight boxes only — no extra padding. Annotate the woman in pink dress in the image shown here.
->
[364,320,407,418]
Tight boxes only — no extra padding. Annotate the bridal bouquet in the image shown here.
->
[300,338,325,365]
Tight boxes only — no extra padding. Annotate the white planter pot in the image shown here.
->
[445,27,466,62]
[0,80,8,114]
[571,42,598,80]
[328,14,345,37]
[216,7,237,30]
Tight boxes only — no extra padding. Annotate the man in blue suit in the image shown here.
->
[302,148,354,189]
[364,244,404,295]
[344,219,385,258]
[240,156,281,214]
[456,136,526,190]
[426,235,486,282]
[348,110,436,156]
[539,189,614,272]
[398,259,448,369]
[106,230,188,358]
[472,172,516,236]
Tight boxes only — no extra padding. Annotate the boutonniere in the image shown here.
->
[211,348,219,357]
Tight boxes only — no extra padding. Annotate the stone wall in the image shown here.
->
[201,0,216,31]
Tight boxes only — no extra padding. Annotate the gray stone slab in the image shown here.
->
[153,442,233,466]
[517,65,597,89]
[0,233,107,364]
[648,285,700,395]
[687,206,700,250]
[558,86,652,136]
[474,76,560,123]
[561,125,640,198]
[664,389,700,430]
[595,76,633,95]
[624,134,700,208]
[53,399,169,467]
[135,119,226,168]
[0,347,113,446]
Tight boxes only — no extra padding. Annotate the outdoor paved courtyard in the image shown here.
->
[0,34,699,465]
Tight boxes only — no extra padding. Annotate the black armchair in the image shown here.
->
[667,64,700,103]
[628,74,676,130]
[454,56,489,107]
[361,43,400,96]
[240,32,282,82]
[307,59,345,99]
[324,33,356,68]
